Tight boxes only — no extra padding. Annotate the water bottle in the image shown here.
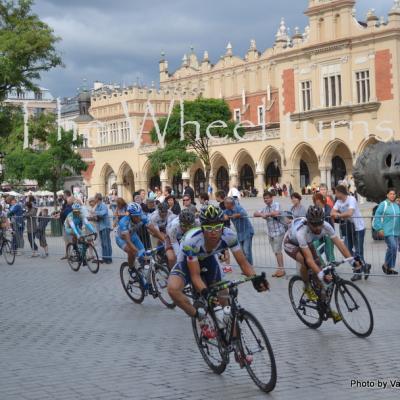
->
[223,306,231,325]
[214,306,225,329]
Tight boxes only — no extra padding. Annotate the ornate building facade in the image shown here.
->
[82,0,400,199]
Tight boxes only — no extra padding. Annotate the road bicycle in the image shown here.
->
[120,245,175,308]
[190,273,277,393]
[288,258,374,337]
[66,233,100,274]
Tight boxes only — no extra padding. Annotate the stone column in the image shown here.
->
[319,167,327,185]
[160,170,169,191]
[326,168,332,191]
[209,171,217,197]
[116,182,124,197]
[229,171,238,189]
[256,171,265,197]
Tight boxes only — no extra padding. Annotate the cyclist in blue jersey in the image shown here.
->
[116,202,164,268]
[64,203,97,266]
[168,205,269,319]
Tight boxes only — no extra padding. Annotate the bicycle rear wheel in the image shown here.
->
[66,243,81,271]
[120,262,145,304]
[2,240,15,265]
[191,316,227,374]
[237,310,277,393]
[335,280,374,338]
[288,276,322,329]
[151,264,175,309]
[86,244,100,274]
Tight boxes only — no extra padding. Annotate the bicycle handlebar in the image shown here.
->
[208,272,266,295]
[143,244,164,257]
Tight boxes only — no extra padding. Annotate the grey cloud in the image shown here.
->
[32,0,394,97]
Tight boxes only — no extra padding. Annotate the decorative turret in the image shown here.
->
[201,50,211,73]
[159,51,169,82]
[188,46,199,69]
[366,9,379,27]
[292,26,303,46]
[275,18,288,49]
[225,42,233,57]
[182,53,188,68]
[388,0,400,26]
[246,39,259,61]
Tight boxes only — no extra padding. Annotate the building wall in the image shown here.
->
[81,0,400,198]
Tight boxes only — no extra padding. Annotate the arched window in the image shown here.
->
[194,169,206,196]
[172,173,183,198]
[216,167,229,194]
[300,160,310,188]
[240,164,254,191]
[150,175,161,190]
[265,161,281,186]
[331,156,346,187]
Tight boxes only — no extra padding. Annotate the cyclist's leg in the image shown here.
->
[168,261,195,316]
[116,235,138,268]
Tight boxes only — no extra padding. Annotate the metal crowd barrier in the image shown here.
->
[2,213,400,278]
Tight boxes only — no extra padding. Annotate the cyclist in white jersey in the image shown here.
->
[284,206,362,320]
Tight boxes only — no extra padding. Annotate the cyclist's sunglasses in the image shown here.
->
[202,223,224,232]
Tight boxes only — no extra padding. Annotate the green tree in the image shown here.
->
[4,114,87,205]
[150,98,243,185]
[0,0,62,100]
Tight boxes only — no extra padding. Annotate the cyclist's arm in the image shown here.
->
[83,217,96,235]
[187,258,207,293]
[147,223,165,241]
[121,231,138,253]
[67,218,81,238]
[231,248,256,277]
[300,246,321,275]
[331,236,353,259]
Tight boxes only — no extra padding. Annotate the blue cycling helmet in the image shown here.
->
[72,202,82,211]
[127,202,142,216]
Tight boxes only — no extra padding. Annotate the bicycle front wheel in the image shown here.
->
[120,262,145,304]
[151,264,175,309]
[66,243,81,271]
[288,276,322,329]
[191,316,227,375]
[335,280,374,338]
[237,310,277,393]
[2,240,15,265]
[86,244,100,274]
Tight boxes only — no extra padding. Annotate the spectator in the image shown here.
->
[373,188,400,275]
[331,185,369,281]
[113,198,127,227]
[93,193,112,264]
[224,197,254,265]
[155,187,165,203]
[228,184,241,200]
[318,183,334,208]
[142,198,156,214]
[199,192,210,207]
[25,201,39,257]
[166,195,181,216]
[109,189,118,213]
[207,183,213,199]
[7,196,25,254]
[148,187,156,200]
[312,193,335,262]
[182,195,197,214]
[289,182,294,197]
[290,192,307,218]
[37,208,50,258]
[254,190,286,278]
[183,181,195,205]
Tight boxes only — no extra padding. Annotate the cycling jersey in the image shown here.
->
[286,218,336,249]
[64,212,96,237]
[180,226,240,262]
[117,214,149,237]
[165,218,200,255]
[149,210,177,233]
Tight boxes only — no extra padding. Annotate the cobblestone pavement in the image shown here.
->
[1,253,399,400]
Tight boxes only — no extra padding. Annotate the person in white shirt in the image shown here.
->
[331,185,370,281]
[228,184,241,200]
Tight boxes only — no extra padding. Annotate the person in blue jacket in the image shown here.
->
[373,188,400,275]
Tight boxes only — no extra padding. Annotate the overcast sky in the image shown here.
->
[32,0,395,98]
